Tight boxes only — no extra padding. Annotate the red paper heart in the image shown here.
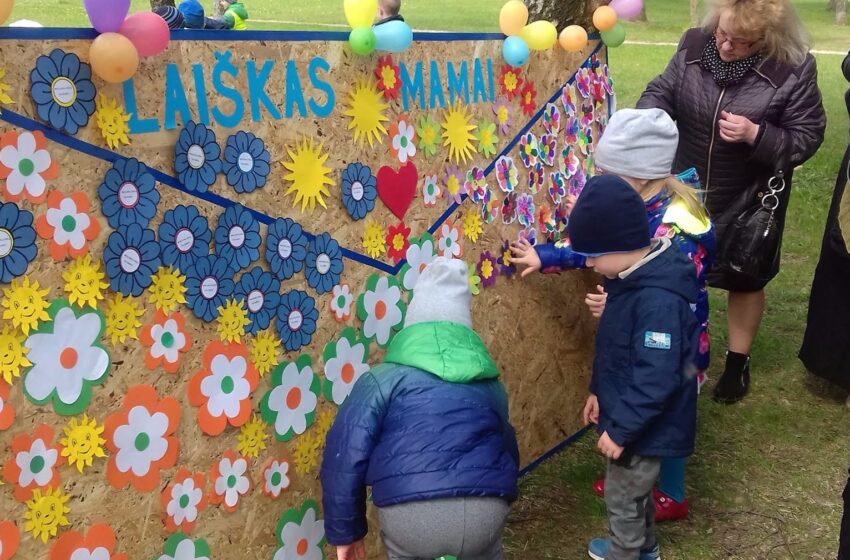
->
[377,162,417,220]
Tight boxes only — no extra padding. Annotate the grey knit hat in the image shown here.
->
[595,108,679,180]
[405,257,473,329]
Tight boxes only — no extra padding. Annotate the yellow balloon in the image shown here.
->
[0,0,14,26]
[519,20,557,51]
[499,0,528,36]
[592,5,618,32]
[559,25,588,53]
[89,33,140,84]
[344,0,378,29]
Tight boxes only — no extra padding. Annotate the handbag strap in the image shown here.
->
[760,153,790,212]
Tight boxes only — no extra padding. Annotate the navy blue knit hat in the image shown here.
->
[154,6,184,29]
[569,175,651,256]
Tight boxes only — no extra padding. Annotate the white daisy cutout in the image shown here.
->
[113,406,171,478]
[328,284,353,322]
[261,356,319,442]
[392,120,417,164]
[202,354,251,420]
[273,501,326,560]
[437,222,462,258]
[44,195,93,252]
[357,275,405,347]
[148,318,189,368]
[401,235,437,291]
[0,131,54,201]
[164,471,206,532]
[322,328,370,406]
[422,174,440,207]
[211,452,251,512]
[15,437,59,488]
[262,459,291,498]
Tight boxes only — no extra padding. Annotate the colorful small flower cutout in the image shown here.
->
[3,424,64,502]
[493,97,511,135]
[323,327,370,406]
[188,341,259,436]
[539,133,557,167]
[329,284,354,322]
[60,414,106,474]
[214,204,261,272]
[467,261,481,296]
[0,130,58,204]
[2,276,50,336]
[416,114,441,158]
[161,470,207,534]
[262,458,291,499]
[528,163,545,195]
[543,102,561,135]
[475,122,498,158]
[517,194,536,228]
[436,220,463,259]
[423,174,441,207]
[276,290,318,353]
[519,81,537,116]
[306,233,344,295]
[104,385,181,492]
[0,521,20,560]
[158,205,212,274]
[499,240,516,278]
[481,189,499,225]
[261,355,320,442]
[34,191,100,261]
[49,523,127,560]
[0,202,37,284]
[22,301,110,416]
[251,330,280,377]
[389,115,417,164]
[63,255,108,309]
[30,49,96,136]
[273,500,326,560]
[549,171,567,204]
[464,167,487,204]
[385,222,411,265]
[462,212,484,244]
[141,311,193,374]
[223,131,271,194]
[185,254,235,322]
[340,163,377,221]
[501,192,518,225]
[560,145,580,178]
[498,65,523,101]
[103,224,161,297]
[399,233,437,292]
[0,328,30,386]
[561,83,577,115]
[175,121,222,194]
[519,133,538,169]
[209,450,251,513]
[154,533,211,560]
[361,218,386,259]
[495,156,518,193]
[565,114,580,145]
[24,487,70,543]
[0,381,14,430]
[237,414,267,459]
[477,251,499,288]
[442,165,465,205]
[375,55,401,99]
[266,217,308,281]
[357,274,406,347]
[98,158,160,229]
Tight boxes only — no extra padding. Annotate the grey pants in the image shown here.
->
[377,497,510,560]
[605,455,662,560]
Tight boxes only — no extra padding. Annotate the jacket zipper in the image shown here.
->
[705,87,726,200]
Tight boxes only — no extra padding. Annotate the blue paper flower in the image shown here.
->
[184,254,235,322]
[214,204,261,271]
[174,121,222,193]
[98,158,161,229]
[223,131,271,194]
[266,217,308,281]
[340,162,377,221]
[234,267,281,335]
[158,205,212,273]
[103,224,161,297]
[276,290,318,352]
[0,202,37,284]
[29,49,96,136]
[305,232,343,295]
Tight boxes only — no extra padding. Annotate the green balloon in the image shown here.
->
[349,27,376,56]
[600,23,626,48]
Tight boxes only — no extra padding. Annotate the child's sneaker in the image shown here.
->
[587,538,662,560]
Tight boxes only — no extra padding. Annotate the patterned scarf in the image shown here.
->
[700,41,763,87]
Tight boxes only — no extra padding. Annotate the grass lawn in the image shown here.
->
[4,0,849,558]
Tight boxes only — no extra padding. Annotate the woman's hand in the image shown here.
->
[718,111,760,145]
[509,238,541,277]
[337,540,367,560]
[582,394,599,426]
[585,285,607,318]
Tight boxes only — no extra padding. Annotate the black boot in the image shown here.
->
[712,351,750,404]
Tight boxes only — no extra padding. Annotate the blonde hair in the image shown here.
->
[702,0,811,67]
[647,177,710,222]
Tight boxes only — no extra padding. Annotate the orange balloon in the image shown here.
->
[559,25,588,53]
[499,0,529,36]
[592,5,618,32]
[0,0,13,26]
[89,32,139,84]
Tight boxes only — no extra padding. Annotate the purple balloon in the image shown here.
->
[609,0,644,20]
[84,0,131,33]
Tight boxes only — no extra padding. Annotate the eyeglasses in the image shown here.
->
[714,27,757,50]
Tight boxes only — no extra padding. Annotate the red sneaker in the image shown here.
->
[593,478,605,497]
[654,489,689,522]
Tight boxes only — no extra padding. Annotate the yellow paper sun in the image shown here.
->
[60,414,107,473]
[63,255,108,309]
[217,299,250,343]
[251,329,280,377]
[442,103,478,164]
[462,211,484,244]
[362,219,386,259]
[237,414,268,459]
[281,137,334,213]
[315,408,336,441]
[105,293,144,345]
[0,327,30,385]
[149,266,187,313]
[24,487,70,543]
[0,67,14,106]
[95,94,131,150]
[344,79,389,147]
[1,276,50,336]
[293,432,322,475]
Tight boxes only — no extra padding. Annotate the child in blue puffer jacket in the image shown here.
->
[511,108,715,523]
[321,257,519,560]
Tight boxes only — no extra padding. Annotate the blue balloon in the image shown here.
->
[503,36,530,68]
[373,20,414,53]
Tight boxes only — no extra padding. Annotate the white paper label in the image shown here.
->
[175,228,195,253]
[51,77,76,107]
[118,182,140,208]
[201,277,219,299]
[238,152,254,173]
[120,248,141,274]
[288,310,303,331]
[351,181,364,202]
[247,289,264,313]
[187,145,206,170]
[228,226,245,249]
[277,239,292,259]
[316,253,331,275]
[0,229,13,258]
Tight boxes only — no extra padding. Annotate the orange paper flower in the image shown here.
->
[49,523,127,560]
[209,449,252,513]
[140,311,193,374]
[2,424,64,502]
[35,191,100,261]
[0,381,14,430]
[0,520,20,560]
[161,469,207,533]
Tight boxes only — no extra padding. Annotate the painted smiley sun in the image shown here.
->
[60,414,107,473]
[63,254,109,310]
[217,298,251,343]
[149,266,187,313]
[293,432,322,475]
[0,327,30,385]
[237,414,268,459]
[281,137,334,213]
[1,276,50,336]
[24,487,71,543]
[442,103,478,164]
[95,94,131,151]
[105,293,144,345]
[344,78,389,148]
[0,67,14,107]
[250,329,280,377]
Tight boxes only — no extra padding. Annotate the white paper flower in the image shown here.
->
[201,354,251,419]
[0,131,53,200]
[166,477,204,527]
[329,284,353,322]
[15,437,58,487]
[401,237,436,291]
[274,506,325,560]
[262,460,291,498]
[213,455,250,510]
[391,120,417,164]
[112,406,170,477]
[323,336,369,405]
[361,277,403,346]
[266,361,318,439]
[67,548,111,560]
[422,174,440,207]
[43,196,92,252]
[157,538,210,560]
[437,223,462,258]
[148,318,189,365]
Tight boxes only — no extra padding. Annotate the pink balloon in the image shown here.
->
[119,12,170,58]
[609,0,644,20]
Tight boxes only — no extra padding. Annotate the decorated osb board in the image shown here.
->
[0,27,612,559]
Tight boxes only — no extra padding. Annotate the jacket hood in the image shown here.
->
[607,238,698,302]
[227,2,248,18]
[383,321,500,383]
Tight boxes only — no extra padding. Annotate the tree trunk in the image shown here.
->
[827,0,836,10]
[838,0,848,24]
[689,0,701,26]
[526,0,603,29]
[149,0,175,8]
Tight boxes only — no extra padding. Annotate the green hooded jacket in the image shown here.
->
[223,2,248,30]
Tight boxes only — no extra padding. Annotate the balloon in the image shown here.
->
[90,32,140,84]
[600,23,626,48]
[499,0,528,36]
[559,25,588,53]
[0,0,14,26]
[343,0,378,28]
[119,12,170,58]
[502,36,530,68]
[609,0,644,21]
[374,20,413,53]
[84,0,130,33]
[349,26,376,55]
[519,20,557,51]
[592,6,618,32]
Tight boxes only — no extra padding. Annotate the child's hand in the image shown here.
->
[563,194,577,217]
[582,394,599,426]
[337,540,367,560]
[509,238,541,277]
[597,431,624,460]
[585,285,607,318]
